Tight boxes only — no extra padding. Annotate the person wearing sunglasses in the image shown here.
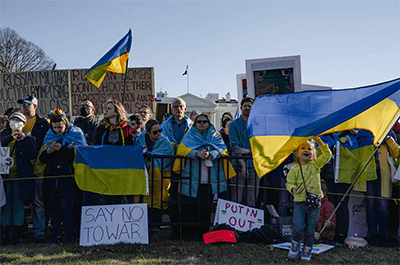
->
[16,95,50,243]
[173,114,235,240]
[134,119,173,241]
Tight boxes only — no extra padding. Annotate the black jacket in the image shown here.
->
[40,142,76,198]
[73,116,98,145]
[1,130,38,201]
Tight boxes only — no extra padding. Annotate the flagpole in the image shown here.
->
[122,58,129,105]
[187,64,189,94]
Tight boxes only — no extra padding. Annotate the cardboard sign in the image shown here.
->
[79,203,149,246]
[0,147,11,174]
[70,68,155,116]
[213,199,264,232]
[203,230,237,244]
[272,242,335,254]
[0,70,70,117]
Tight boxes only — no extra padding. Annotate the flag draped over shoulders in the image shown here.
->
[74,145,147,196]
[85,29,132,88]
[248,78,400,177]
[34,124,87,177]
[160,115,192,146]
[173,125,235,179]
[136,133,173,209]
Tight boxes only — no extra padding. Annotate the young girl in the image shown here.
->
[286,136,332,261]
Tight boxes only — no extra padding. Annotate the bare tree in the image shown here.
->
[0,28,55,73]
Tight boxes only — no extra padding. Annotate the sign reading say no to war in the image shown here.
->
[80,203,149,246]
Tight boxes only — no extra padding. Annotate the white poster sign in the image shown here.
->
[80,203,149,246]
[0,147,11,174]
[213,199,264,232]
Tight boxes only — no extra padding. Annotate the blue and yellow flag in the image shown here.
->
[85,29,132,88]
[74,145,147,195]
[248,78,400,177]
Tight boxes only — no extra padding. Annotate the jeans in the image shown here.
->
[365,178,389,237]
[229,170,260,207]
[49,196,75,239]
[292,202,320,248]
[32,179,46,237]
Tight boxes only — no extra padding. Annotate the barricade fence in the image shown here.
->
[1,154,398,232]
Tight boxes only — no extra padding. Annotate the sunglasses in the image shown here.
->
[151,129,162,135]
[196,120,208,124]
[21,102,32,107]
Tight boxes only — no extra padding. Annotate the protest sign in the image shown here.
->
[79,203,148,246]
[0,147,11,174]
[272,242,335,254]
[0,70,70,116]
[70,68,155,116]
[213,199,264,232]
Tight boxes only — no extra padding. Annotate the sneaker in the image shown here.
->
[301,246,312,261]
[287,240,300,260]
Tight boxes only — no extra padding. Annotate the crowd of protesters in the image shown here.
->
[0,94,399,250]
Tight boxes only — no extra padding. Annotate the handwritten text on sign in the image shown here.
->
[0,70,70,117]
[0,147,11,174]
[70,68,155,116]
[80,203,148,246]
[213,199,264,232]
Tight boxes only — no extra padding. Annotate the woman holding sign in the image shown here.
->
[173,114,235,239]
[1,111,37,245]
[38,109,86,243]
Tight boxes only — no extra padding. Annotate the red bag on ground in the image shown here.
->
[203,230,237,244]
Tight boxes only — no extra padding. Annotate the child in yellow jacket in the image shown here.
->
[286,136,332,261]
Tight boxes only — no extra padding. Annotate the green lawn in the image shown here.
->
[0,240,399,265]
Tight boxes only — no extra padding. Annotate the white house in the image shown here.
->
[155,91,238,128]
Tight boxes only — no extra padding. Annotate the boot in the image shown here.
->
[1,226,12,245]
[12,226,22,245]
[287,240,301,260]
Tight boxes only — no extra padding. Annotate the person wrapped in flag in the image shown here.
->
[37,109,86,244]
[173,114,235,238]
[134,119,174,239]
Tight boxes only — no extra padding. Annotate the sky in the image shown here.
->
[0,0,399,100]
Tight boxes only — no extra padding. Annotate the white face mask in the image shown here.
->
[10,120,25,131]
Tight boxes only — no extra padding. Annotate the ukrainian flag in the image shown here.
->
[85,29,132,88]
[74,145,147,195]
[248,78,400,177]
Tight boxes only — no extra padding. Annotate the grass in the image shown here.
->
[0,240,399,265]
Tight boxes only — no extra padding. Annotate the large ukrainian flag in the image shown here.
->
[74,145,147,195]
[248,78,400,178]
[85,29,132,88]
